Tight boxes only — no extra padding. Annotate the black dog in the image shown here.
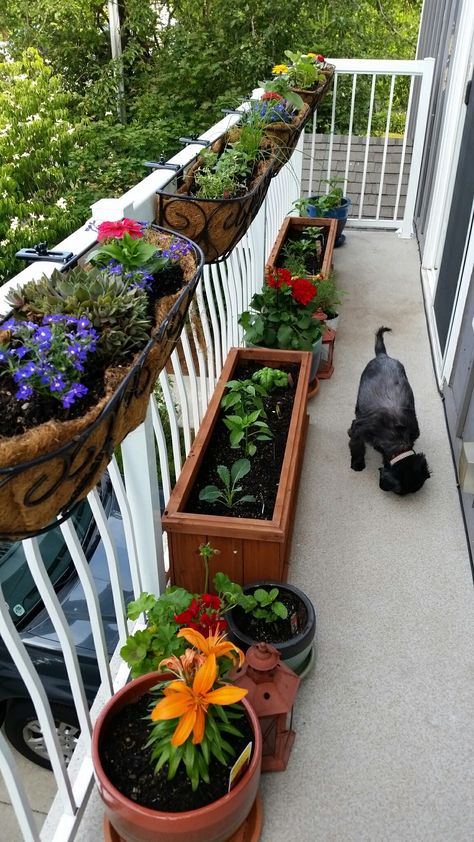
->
[348,327,430,494]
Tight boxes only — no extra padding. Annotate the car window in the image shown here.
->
[0,500,93,625]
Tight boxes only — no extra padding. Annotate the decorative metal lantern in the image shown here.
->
[231,642,300,772]
[318,326,336,379]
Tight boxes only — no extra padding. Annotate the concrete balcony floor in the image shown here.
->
[3,230,474,841]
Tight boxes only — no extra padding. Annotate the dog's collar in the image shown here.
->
[390,449,415,466]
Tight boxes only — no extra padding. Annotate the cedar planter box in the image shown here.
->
[265,216,337,278]
[162,347,311,591]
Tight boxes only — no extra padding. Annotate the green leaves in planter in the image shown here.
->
[251,366,289,391]
[7,267,152,364]
[199,459,256,509]
[220,375,273,456]
[245,587,288,623]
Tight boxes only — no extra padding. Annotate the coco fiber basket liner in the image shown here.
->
[264,103,311,175]
[0,228,204,540]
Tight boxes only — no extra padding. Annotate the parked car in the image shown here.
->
[0,477,133,768]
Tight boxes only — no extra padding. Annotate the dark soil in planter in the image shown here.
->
[277,230,326,276]
[100,693,254,812]
[232,592,305,645]
[186,362,300,520]
[0,367,107,438]
[150,263,186,300]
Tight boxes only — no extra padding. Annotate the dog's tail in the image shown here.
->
[375,326,391,355]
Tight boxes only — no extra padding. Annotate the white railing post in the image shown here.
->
[398,57,435,238]
[121,403,166,595]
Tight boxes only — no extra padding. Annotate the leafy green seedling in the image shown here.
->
[199,459,256,508]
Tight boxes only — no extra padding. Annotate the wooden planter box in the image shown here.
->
[265,216,337,278]
[162,347,311,591]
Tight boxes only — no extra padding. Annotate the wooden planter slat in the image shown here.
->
[162,347,311,591]
[265,216,338,278]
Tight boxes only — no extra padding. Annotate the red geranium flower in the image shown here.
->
[97,218,143,242]
[317,54,325,63]
[266,267,293,289]
[290,277,317,306]
[261,91,283,102]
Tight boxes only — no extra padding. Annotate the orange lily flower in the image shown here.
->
[151,654,248,746]
[177,627,245,667]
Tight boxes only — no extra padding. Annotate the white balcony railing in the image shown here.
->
[0,57,434,842]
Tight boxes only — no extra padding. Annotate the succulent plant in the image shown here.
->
[6,267,153,364]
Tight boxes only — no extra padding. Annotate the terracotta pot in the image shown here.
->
[92,672,263,842]
[162,347,311,590]
[265,216,337,280]
[227,581,316,676]
[0,227,204,541]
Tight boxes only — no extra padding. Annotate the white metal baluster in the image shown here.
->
[359,74,377,218]
[201,270,221,382]
[195,276,217,394]
[193,278,214,413]
[0,729,40,841]
[326,72,338,184]
[227,249,244,346]
[108,454,142,598]
[376,74,396,219]
[150,394,172,504]
[178,330,201,435]
[170,348,192,455]
[394,74,415,221]
[121,405,165,596]
[24,538,92,738]
[0,586,76,811]
[343,72,358,195]
[87,487,128,645]
[307,110,318,198]
[158,369,183,480]
[58,513,114,693]
[203,264,228,373]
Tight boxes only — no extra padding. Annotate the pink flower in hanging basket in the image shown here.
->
[96,218,144,242]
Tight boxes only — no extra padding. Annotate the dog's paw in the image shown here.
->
[351,460,366,472]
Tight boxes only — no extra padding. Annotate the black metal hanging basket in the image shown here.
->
[0,226,204,541]
[155,152,275,264]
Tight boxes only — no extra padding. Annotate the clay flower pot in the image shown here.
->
[92,671,263,842]
[227,581,316,676]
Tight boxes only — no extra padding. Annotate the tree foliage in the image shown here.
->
[0,0,422,283]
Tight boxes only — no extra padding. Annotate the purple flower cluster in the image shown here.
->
[0,315,98,409]
[160,238,192,263]
[106,260,154,290]
[253,100,295,124]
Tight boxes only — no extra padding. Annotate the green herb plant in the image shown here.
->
[198,459,256,508]
[89,231,168,274]
[220,376,273,456]
[214,573,288,623]
[284,50,324,89]
[281,227,323,276]
[251,367,289,391]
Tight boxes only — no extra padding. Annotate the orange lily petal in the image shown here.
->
[210,640,245,666]
[150,690,192,721]
[177,627,208,651]
[163,680,192,695]
[205,686,248,705]
[192,706,206,744]
[171,708,197,746]
[193,654,217,696]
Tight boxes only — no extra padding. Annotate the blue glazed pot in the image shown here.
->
[307,196,351,246]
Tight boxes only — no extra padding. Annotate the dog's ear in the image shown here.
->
[379,466,401,493]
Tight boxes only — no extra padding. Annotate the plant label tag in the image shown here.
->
[290,611,299,635]
[228,741,252,792]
